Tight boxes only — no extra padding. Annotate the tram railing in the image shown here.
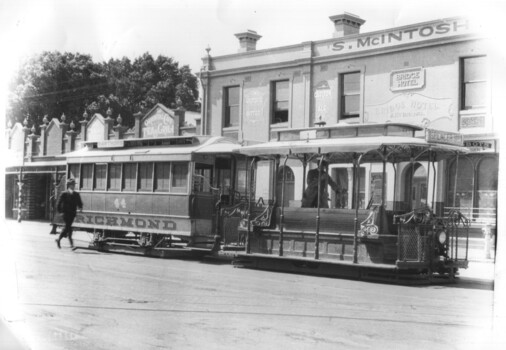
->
[394,208,470,264]
[444,206,496,227]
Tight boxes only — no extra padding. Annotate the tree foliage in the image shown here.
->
[7,51,200,129]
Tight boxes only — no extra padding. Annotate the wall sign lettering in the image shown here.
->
[390,67,425,91]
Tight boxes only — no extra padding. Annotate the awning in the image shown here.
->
[5,160,66,174]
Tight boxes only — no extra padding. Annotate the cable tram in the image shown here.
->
[231,123,470,283]
[54,135,246,257]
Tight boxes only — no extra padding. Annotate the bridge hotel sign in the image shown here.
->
[327,18,471,55]
[390,67,425,91]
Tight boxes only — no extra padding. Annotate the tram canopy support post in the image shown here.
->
[451,154,460,260]
[279,155,288,256]
[380,147,387,233]
[302,155,307,195]
[246,158,256,254]
[315,153,323,260]
[353,154,363,264]
[432,157,437,212]
[392,163,397,212]
[426,149,431,210]
[409,151,415,211]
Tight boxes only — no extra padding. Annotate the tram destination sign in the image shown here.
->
[425,128,463,146]
[463,140,496,152]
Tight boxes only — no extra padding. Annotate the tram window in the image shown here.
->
[235,160,247,194]
[123,163,137,191]
[171,163,188,193]
[194,163,213,192]
[81,164,93,190]
[271,80,289,124]
[216,158,231,190]
[108,164,121,191]
[340,72,360,120]
[68,164,80,190]
[139,163,154,192]
[154,162,170,192]
[94,164,107,191]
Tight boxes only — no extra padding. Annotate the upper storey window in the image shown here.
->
[340,72,360,120]
[272,80,289,125]
[224,86,240,127]
[461,56,487,110]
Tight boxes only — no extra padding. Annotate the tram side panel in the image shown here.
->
[244,206,398,264]
[73,191,193,237]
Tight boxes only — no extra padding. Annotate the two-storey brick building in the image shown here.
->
[199,13,498,238]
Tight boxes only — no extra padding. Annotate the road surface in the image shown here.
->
[0,220,501,349]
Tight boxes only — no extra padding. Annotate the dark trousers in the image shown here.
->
[58,214,75,246]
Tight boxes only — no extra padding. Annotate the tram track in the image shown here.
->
[10,232,492,313]
[17,301,491,330]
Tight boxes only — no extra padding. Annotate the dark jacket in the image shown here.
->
[57,191,83,217]
[301,169,341,208]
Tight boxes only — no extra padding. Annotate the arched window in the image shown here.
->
[276,166,295,207]
[404,163,428,210]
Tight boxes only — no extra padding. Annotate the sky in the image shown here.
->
[1,0,505,75]
[0,0,505,119]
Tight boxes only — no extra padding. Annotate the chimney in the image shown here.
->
[329,13,365,38]
[234,30,262,52]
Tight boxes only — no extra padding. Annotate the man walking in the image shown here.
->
[56,178,83,248]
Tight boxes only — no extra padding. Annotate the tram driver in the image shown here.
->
[301,162,341,208]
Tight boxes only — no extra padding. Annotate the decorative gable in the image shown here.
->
[8,123,25,155]
[46,118,63,155]
[140,104,179,138]
[87,114,106,141]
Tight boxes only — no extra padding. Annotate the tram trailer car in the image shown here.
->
[227,123,471,284]
[53,135,245,258]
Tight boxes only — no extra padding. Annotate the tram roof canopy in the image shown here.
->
[237,135,469,162]
[65,136,239,163]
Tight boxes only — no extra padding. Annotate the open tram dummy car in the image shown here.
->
[229,123,471,283]
[53,135,246,258]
